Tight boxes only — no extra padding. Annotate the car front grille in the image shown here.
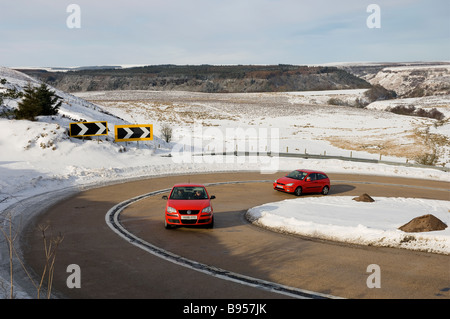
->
[179,210,200,215]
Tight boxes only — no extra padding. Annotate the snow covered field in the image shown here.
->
[0,66,449,298]
[76,88,450,165]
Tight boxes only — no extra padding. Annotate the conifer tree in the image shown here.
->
[15,83,61,121]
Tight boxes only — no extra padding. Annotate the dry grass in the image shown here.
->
[91,100,237,125]
[324,123,449,165]
[324,135,426,159]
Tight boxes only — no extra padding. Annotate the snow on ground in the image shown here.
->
[247,196,450,255]
[77,89,450,165]
[0,67,449,298]
[284,88,368,106]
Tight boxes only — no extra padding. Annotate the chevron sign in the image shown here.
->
[70,121,108,137]
[115,124,153,142]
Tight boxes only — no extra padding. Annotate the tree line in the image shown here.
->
[19,64,372,93]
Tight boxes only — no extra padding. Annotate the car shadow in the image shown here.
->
[328,184,356,195]
[270,184,356,198]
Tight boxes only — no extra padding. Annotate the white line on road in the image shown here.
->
[105,181,342,299]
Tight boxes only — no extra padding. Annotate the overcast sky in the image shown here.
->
[0,0,449,67]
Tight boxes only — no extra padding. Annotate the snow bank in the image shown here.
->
[247,196,450,254]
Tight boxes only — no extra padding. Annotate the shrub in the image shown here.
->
[0,84,24,119]
[389,105,445,120]
[161,123,173,143]
[414,149,440,166]
[15,84,61,121]
[365,84,397,102]
[390,105,416,116]
[327,98,346,106]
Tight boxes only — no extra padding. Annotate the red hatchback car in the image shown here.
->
[162,184,215,229]
[273,169,330,196]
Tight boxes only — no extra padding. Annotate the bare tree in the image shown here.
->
[0,212,17,298]
[0,209,63,299]
[161,123,173,143]
[36,224,64,299]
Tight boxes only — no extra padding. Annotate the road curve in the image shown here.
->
[22,172,450,299]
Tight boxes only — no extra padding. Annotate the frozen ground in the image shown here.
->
[76,88,450,165]
[0,66,449,298]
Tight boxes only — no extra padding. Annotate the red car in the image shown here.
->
[162,184,215,229]
[273,169,330,196]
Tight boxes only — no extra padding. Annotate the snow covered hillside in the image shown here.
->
[369,64,450,97]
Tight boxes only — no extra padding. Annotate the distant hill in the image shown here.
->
[18,64,371,93]
[336,62,450,97]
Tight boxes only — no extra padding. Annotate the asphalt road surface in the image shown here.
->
[22,172,450,299]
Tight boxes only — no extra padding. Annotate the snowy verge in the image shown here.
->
[246,196,450,255]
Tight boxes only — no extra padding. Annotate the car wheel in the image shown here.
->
[294,187,302,196]
[321,186,329,195]
[164,219,174,229]
[206,217,214,229]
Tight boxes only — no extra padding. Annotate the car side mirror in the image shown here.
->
[306,177,311,182]
[210,195,216,199]
[162,195,168,200]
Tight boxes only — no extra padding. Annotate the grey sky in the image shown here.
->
[0,0,449,67]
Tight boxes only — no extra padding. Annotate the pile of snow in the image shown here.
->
[247,196,450,254]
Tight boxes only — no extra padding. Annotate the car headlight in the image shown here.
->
[286,183,294,186]
[167,206,177,213]
[202,206,211,213]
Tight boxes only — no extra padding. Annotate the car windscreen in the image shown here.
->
[169,186,208,200]
[287,170,308,180]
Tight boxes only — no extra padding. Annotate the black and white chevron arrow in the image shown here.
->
[115,124,153,142]
[70,121,108,137]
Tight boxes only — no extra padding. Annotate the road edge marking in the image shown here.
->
[105,181,343,299]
